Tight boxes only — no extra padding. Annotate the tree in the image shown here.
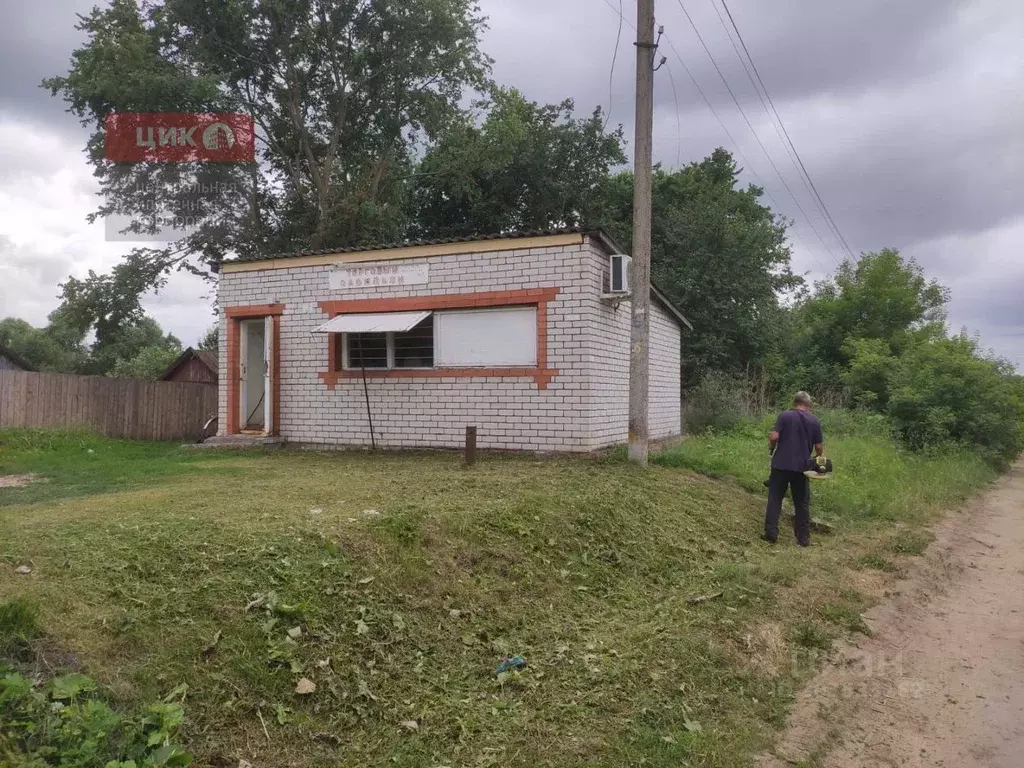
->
[48,265,183,376]
[197,324,218,355]
[0,318,84,373]
[598,149,801,387]
[408,88,625,238]
[92,318,182,377]
[44,0,491,284]
[109,339,183,380]
[790,248,950,393]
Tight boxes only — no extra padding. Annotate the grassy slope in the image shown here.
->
[0,422,995,767]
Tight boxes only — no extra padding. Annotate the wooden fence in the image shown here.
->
[0,371,218,442]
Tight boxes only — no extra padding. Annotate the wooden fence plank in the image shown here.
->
[0,371,215,441]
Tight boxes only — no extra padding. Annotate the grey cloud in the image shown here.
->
[1,0,1022,369]
[0,0,95,130]
[143,271,217,346]
[661,0,963,109]
[0,237,70,324]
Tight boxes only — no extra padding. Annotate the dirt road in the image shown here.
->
[762,462,1024,768]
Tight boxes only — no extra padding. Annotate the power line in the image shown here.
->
[659,36,829,273]
[672,0,841,265]
[663,61,683,167]
[599,0,635,31]
[596,0,831,273]
[706,0,843,255]
[719,0,856,260]
[603,0,626,130]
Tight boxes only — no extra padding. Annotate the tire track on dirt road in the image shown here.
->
[760,462,1024,768]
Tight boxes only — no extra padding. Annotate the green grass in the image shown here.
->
[0,429,234,507]
[0,596,40,659]
[0,420,999,767]
[654,409,996,527]
[856,553,899,573]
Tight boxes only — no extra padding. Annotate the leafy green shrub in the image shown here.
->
[0,669,191,767]
[0,597,191,767]
[683,373,749,434]
[886,335,1024,467]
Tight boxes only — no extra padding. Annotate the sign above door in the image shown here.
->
[329,262,429,292]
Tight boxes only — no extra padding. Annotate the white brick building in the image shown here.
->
[215,229,689,452]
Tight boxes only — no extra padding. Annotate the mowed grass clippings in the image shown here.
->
[0,424,996,767]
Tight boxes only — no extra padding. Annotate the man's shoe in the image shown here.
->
[760,534,778,544]
[797,539,811,548]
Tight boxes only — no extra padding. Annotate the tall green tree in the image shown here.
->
[790,248,950,393]
[49,268,181,376]
[598,149,800,386]
[408,87,625,238]
[45,0,491,282]
[90,318,182,377]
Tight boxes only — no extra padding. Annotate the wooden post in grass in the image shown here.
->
[465,426,477,466]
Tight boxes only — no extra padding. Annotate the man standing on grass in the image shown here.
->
[763,391,824,547]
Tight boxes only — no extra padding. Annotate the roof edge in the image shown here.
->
[159,347,217,381]
[651,285,693,331]
[585,231,692,331]
[0,344,37,372]
[221,227,594,268]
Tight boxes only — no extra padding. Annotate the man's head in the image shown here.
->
[793,391,813,411]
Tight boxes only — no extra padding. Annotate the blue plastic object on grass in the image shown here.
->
[495,656,527,675]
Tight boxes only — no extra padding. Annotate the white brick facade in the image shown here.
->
[217,234,683,452]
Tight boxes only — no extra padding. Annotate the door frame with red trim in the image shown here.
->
[225,305,284,436]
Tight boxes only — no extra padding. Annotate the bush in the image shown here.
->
[683,373,749,434]
[887,335,1024,467]
[0,597,192,767]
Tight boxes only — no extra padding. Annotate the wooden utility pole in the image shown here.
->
[628,0,656,467]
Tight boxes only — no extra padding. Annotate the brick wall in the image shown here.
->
[217,238,682,451]
[648,299,683,440]
[580,249,682,449]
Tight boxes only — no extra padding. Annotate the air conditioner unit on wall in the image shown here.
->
[609,253,631,294]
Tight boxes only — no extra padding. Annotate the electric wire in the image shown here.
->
[597,0,829,272]
[664,60,683,167]
[718,0,856,259]
[659,36,828,272]
[603,0,626,130]
[673,0,841,265]
[707,0,844,256]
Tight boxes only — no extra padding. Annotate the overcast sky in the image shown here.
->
[1,1,1022,366]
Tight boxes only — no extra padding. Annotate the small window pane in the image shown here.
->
[394,315,434,368]
[347,333,388,368]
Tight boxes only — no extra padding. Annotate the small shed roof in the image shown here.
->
[160,347,218,381]
[0,344,36,371]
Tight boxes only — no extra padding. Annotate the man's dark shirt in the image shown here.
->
[771,409,824,472]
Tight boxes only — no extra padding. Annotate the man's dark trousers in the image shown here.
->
[764,469,811,544]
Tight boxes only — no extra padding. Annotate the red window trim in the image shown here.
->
[225,304,284,436]
[317,288,559,390]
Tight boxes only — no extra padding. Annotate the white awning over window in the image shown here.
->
[313,311,432,334]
